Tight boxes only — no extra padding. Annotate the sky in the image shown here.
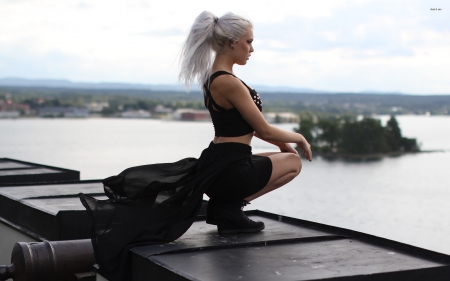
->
[0,0,449,94]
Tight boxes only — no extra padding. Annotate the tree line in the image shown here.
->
[295,114,419,156]
[2,86,450,116]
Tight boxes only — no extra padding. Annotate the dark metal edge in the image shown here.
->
[251,210,450,265]
[0,216,45,242]
[0,179,103,187]
[0,194,58,240]
[0,158,80,173]
[302,265,450,281]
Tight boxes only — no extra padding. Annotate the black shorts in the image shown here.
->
[202,142,273,202]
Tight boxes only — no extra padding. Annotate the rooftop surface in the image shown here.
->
[0,158,80,185]
[1,158,450,280]
[130,211,450,281]
[0,180,104,240]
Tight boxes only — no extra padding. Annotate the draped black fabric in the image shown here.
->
[79,142,252,281]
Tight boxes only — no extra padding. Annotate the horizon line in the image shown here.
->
[1,77,449,96]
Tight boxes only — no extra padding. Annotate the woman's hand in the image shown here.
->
[278,142,299,155]
[296,135,313,162]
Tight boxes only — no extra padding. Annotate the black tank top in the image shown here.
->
[203,71,263,137]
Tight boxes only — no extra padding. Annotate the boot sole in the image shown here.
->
[218,224,265,234]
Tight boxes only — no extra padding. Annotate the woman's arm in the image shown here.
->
[254,132,298,154]
[215,75,312,161]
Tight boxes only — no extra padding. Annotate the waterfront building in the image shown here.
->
[151,105,173,119]
[0,111,20,118]
[263,112,299,123]
[121,110,151,118]
[85,102,109,113]
[0,100,30,117]
[39,107,89,118]
[173,109,211,121]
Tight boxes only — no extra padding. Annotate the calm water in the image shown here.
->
[1,116,450,255]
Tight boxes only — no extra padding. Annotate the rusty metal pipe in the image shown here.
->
[0,239,95,281]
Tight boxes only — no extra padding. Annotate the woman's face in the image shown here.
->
[232,28,254,65]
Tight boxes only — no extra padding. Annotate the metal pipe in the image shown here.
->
[0,239,95,281]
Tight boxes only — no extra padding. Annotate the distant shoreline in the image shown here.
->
[312,150,445,161]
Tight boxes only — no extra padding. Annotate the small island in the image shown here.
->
[295,114,420,160]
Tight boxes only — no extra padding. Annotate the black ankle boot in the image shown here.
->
[216,200,265,234]
[206,199,218,225]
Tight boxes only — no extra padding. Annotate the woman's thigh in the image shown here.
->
[242,152,302,201]
[253,151,280,157]
[267,152,302,183]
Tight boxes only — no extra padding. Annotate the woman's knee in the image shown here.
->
[268,152,302,178]
[288,153,302,175]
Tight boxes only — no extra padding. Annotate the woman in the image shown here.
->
[178,11,312,234]
[80,11,311,281]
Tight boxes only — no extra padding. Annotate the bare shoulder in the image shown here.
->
[210,74,248,97]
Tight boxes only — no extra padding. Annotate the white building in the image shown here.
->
[0,111,20,118]
[39,107,89,118]
[121,110,151,118]
[263,112,299,123]
[85,102,109,113]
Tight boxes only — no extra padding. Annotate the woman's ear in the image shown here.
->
[229,38,236,49]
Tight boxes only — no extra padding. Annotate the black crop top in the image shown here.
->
[203,71,263,137]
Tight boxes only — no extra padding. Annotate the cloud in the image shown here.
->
[77,2,92,9]
[137,29,186,37]
[0,0,449,93]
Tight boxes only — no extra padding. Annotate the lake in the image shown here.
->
[1,115,450,255]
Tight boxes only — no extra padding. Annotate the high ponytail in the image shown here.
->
[179,11,216,91]
[179,11,253,91]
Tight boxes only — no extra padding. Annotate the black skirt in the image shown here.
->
[204,142,272,201]
[79,141,272,281]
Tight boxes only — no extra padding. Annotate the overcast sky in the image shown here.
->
[0,0,449,94]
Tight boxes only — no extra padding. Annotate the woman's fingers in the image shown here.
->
[302,144,312,161]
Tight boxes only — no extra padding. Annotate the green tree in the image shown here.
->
[317,118,341,152]
[340,118,388,154]
[136,100,153,110]
[101,100,121,116]
[384,116,419,152]
[295,118,315,146]
[400,137,419,152]
[385,116,402,151]
[275,114,281,124]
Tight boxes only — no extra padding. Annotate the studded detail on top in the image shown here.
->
[203,71,264,137]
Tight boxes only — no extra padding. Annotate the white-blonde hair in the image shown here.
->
[178,11,253,91]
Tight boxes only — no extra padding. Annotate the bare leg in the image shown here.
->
[245,152,301,202]
[253,152,279,157]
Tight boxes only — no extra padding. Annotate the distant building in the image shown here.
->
[152,105,173,114]
[263,113,276,123]
[39,107,89,118]
[121,110,151,118]
[85,102,109,113]
[0,111,20,118]
[263,112,299,123]
[173,109,211,121]
[0,100,30,116]
[151,105,173,119]
[173,109,193,120]
[277,112,299,123]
